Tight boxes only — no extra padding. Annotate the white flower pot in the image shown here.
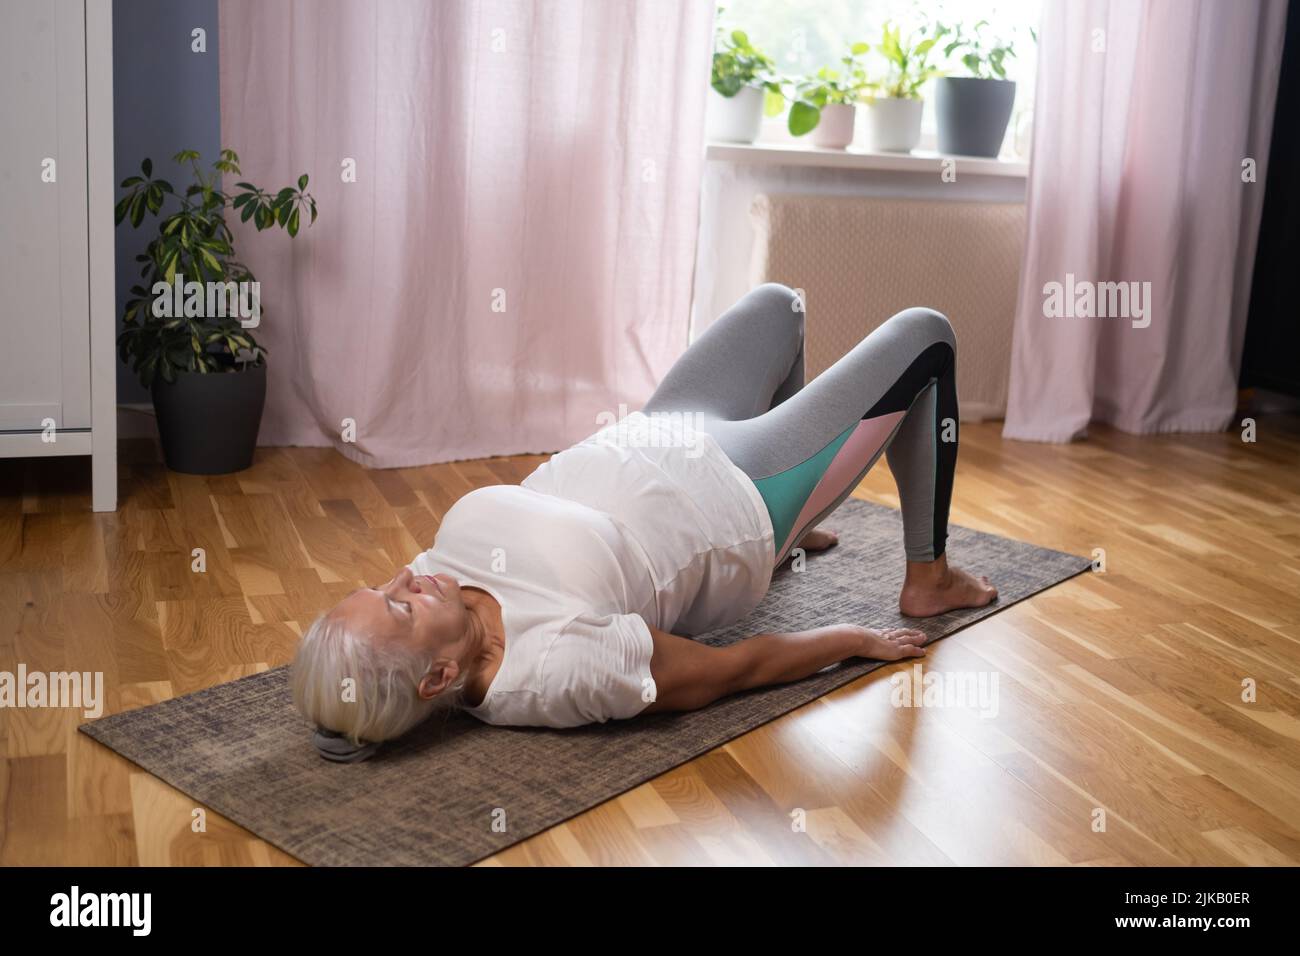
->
[812,103,857,149]
[865,96,924,153]
[706,85,764,144]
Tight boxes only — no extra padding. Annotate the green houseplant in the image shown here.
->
[115,148,316,474]
[862,20,948,152]
[708,25,784,143]
[787,42,870,149]
[935,21,1020,157]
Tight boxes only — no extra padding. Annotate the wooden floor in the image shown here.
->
[2,416,1299,866]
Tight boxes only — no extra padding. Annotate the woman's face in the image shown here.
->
[331,567,470,668]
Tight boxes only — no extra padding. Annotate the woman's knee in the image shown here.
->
[886,307,955,350]
[725,283,804,357]
[743,283,805,324]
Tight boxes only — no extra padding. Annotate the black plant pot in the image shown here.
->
[935,77,1017,158]
[152,363,267,474]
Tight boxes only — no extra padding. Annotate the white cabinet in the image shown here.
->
[0,0,116,511]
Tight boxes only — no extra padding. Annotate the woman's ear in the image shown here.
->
[417,661,457,700]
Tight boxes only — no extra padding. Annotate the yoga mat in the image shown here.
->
[79,499,1090,866]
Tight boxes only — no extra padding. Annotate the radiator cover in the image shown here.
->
[749,193,1024,420]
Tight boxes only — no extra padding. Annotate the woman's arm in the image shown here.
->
[640,622,927,716]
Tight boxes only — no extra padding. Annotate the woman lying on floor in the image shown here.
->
[293,284,996,760]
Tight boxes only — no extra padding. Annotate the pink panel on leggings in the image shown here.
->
[779,411,906,557]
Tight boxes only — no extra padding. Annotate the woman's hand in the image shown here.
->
[846,624,927,660]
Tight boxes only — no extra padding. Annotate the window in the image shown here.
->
[714,0,1041,154]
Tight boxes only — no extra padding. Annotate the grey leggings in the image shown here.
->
[643,284,959,565]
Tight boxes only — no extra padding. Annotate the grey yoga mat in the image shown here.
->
[79,499,1090,866]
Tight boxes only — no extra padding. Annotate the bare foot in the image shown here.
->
[796,527,839,553]
[898,554,997,618]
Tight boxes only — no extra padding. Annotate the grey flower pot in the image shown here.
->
[151,363,266,474]
[935,77,1017,158]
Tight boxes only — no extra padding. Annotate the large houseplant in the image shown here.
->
[862,21,948,153]
[116,148,316,474]
[935,21,1019,157]
[787,42,871,149]
[708,26,784,143]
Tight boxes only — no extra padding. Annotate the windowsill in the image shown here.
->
[705,141,1029,179]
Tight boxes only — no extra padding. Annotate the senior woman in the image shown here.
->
[293,284,996,761]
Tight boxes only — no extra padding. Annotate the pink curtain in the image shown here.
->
[218,0,713,466]
[1003,0,1288,442]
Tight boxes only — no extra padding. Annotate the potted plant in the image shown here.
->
[115,148,316,474]
[862,21,947,153]
[786,42,870,149]
[935,21,1018,157]
[708,26,784,143]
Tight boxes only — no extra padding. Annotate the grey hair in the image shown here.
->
[291,608,467,745]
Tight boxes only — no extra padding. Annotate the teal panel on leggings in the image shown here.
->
[752,422,856,555]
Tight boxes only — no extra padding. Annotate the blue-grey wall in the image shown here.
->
[113,0,220,403]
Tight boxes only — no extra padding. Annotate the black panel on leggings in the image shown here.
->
[862,341,958,558]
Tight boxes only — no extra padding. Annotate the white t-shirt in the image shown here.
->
[407,411,774,728]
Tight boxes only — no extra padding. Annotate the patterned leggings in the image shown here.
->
[643,284,959,565]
